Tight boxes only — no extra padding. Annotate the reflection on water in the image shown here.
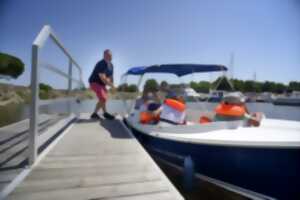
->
[1,100,300,127]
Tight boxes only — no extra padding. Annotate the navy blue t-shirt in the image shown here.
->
[88,59,113,85]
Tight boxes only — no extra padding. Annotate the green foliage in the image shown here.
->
[288,81,300,91]
[144,79,159,92]
[231,79,243,92]
[231,79,294,93]
[117,83,138,92]
[190,81,210,93]
[190,78,299,94]
[0,53,24,78]
[39,83,53,92]
[38,83,53,99]
[127,84,138,92]
[244,80,255,92]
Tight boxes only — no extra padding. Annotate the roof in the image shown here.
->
[125,64,227,77]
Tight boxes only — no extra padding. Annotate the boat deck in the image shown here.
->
[6,114,183,200]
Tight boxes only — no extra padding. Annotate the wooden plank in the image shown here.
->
[13,171,161,194]
[37,157,149,169]
[107,192,173,200]
[0,169,22,182]
[7,115,183,200]
[1,149,28,168]
[0,182,9,192]
[25,164,155,181]
[0,114,54,143]
[9,180,168,200]
[0,139,27,166]
[0,115,71,168]
[0,134,27,153]
[42,154,144,163]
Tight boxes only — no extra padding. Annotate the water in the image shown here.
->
[1,100,300,127]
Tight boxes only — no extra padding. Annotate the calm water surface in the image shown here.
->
[1,99,300,127]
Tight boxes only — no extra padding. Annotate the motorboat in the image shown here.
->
[122,64,300,200]
[183,87,201,102]
[273,91,300,106]
[256,92,274,103]
[207,90,227,102]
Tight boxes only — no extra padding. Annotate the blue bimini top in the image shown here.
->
[125,64,227,77]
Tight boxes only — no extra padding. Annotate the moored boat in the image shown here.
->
[122,64,300,200]
[273,92,300,106]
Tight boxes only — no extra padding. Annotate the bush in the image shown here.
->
[0,53,24,78]
[144,79,159,92]
[190,81,210,93]
[117,83,138,92]
[39,83,53,92]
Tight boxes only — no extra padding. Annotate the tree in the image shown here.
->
[190,81,210,93]
[144,79,159,91]
[0,53,24,78]
[288,81,300,91]
[244,80,255,92]
[127,84,138,92]
[39,83,53,92]
[231,79,244,92]
[117,83,128,92]
[274,83,287,93]
[262,81,275,92]
[117,83,138,92]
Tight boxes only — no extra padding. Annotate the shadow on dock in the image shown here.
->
[99,118,133,139]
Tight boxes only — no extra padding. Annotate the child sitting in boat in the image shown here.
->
[136,85,187,125]
[200,92,262,127]
[159,93,187,125]
[135,84,162,124]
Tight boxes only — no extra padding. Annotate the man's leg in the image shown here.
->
[91,100,106,118]
[90,83,104,119]
[94,101,104,114]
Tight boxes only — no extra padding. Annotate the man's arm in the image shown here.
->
[99,73,114,88]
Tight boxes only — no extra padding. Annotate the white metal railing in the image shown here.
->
[28,25,84,165]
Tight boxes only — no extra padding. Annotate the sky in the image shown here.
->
[0,0,300,89]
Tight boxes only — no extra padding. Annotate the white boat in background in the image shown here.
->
[122,64,300,200]
[207,90,227,102]
[273,91,300,106]
[256,92,274,103]
[183,87,201,102]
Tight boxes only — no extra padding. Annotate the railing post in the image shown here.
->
[28,44,39,165]
[68,59,72,93]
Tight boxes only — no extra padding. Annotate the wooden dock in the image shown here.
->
[6,114,183,200]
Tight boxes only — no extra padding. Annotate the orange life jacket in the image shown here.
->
[140,111,160,124]
[215,102,246,117]
[164,98,186,112]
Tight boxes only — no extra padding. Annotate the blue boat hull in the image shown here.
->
[126,121,300,200]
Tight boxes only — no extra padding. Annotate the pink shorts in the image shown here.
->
[90,83,107,102]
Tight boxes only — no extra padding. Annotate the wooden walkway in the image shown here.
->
[0,114,71,193]
[7,114,183,200]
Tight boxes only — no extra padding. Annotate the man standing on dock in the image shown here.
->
[89,49,116,120]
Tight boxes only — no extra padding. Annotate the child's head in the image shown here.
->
[223,92,246,105]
